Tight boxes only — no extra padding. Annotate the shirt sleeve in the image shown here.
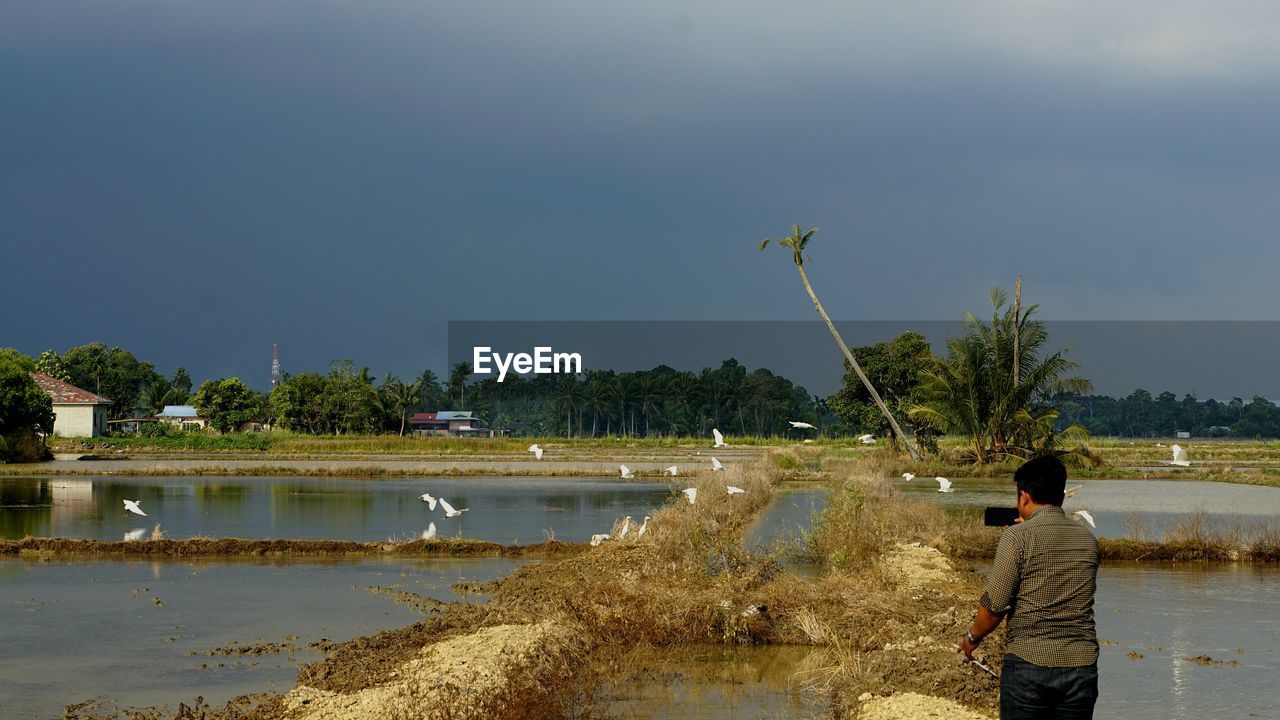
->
[980,528,1022,616]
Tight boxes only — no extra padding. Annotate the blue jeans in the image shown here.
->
[1000,654,1098,720]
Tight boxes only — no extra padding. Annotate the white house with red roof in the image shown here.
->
[28,372,113,437]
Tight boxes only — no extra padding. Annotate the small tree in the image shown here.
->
[192,378,257,433]
[0,362,54,462]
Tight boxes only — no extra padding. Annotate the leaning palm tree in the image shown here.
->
[760,225,920,459]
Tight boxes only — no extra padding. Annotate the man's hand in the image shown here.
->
[957,636,979,660]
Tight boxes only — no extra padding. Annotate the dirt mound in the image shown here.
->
[857,691,996,719]
[283,623,582,720]
[880,542,960,591]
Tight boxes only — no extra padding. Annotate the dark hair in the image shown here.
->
[1014,455,1067,505]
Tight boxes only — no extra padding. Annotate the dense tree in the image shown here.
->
[35,350,70,381]
[0,360,54,462]
[61,343,163,419]
[171,367,193,395]
[0,348,35,372]
[828,332,936,443]
[192,378,257,433]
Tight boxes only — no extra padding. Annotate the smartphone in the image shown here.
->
[984,507,1020,527]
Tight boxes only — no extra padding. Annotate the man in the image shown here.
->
[957,454,1100,719]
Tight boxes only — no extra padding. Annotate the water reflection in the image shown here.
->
[0,476,676,544]
[0,556,525,719]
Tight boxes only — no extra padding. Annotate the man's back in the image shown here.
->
[981,506,1100,667]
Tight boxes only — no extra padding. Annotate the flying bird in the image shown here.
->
[422,522,437,540]
[1169,445,1191,467]
[123,500,147,517]
[665,465,678,476]
[438,498,468,517]
[902,473,916,482]
[1073,510,1096,528]
[935,477,953,493]
[1065,485,1083,498]
[789,421,816,430]
[636,516,650,538]
[711,457,725,472]
[590,533,610,547]
[620,464,636,479]
[420,493,438,511]
[528,444,543,460]
[712,428,727,448]
[726,486,746,495]
[682,487,698,505]
[618,515,633,540]
[858,434,877,445]
[123,528,146,542]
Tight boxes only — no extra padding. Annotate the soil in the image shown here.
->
[856,691,996,719]
[282,622,581,720]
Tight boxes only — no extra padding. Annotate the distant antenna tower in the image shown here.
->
[271,344,281,387]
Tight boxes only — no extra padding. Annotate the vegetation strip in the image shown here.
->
[0,537,586,558]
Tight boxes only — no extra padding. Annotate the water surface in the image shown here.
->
[0,556,524,719]
[898,477,1280,539]
[0,476,675,544]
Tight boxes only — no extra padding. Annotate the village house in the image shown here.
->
[156,405,208,431]
[407,411,492,437]
[28,372,112,437]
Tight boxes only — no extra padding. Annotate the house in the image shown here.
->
[156,405,207,431]
[407,411,492,437]
[1175,430,1192,440]
[29,372,112,437]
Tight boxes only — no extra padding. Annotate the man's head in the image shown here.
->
[1014,455,1067,517]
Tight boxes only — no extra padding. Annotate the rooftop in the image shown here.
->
[158,405,201,418]
[28,372,113,405]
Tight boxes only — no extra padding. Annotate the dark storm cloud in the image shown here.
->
[3,1,1279,391]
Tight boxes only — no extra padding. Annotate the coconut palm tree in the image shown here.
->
[382,375,424,437]
[908,289,1092,461]
[760,225,920,459]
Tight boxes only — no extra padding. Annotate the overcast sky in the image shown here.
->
[3,2,1279,390]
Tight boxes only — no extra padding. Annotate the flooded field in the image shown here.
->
[0,476,676,544]
[898,477,1280,539]
[1093,563,1280,719]
[0,556,525,719]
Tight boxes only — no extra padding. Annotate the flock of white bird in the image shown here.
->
[121,426,1176,542]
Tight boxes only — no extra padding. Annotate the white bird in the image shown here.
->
[712,428,727,448]
[902,472,916,482]
[123,499,147,517]
[1065,485,1083,498]
[858,433,877,445]
[1073,510,1096,528]
[420,493,438,511]
[620,464,636,479]
[590,533,610,547]
[789,421,816,430]
[438,498,468,517]
[123,528,147,542]
[726,485,746,495]
[422,522,437,540]
[1169,444,1191,467]
[682,487,698,504]
[618,515,633,540]
[636,516,650,538]
[935,477,953,493]
[1155,442,1166,447]
[665,465,679,476]
[711,457,725,472]
[528,444,543,460]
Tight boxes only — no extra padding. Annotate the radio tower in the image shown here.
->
[271,344,281,388]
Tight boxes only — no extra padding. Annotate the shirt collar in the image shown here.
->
[1025,506,1065,521]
